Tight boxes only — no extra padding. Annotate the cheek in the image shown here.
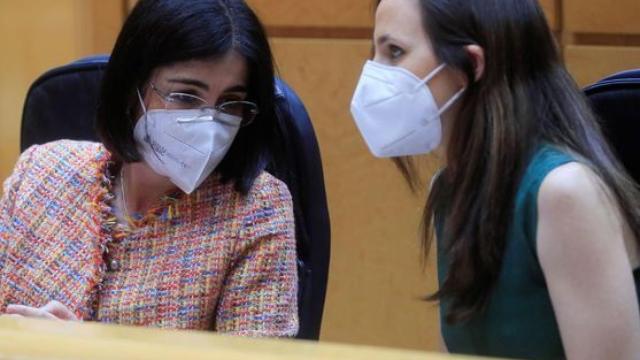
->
[144,94,165,111]
[402,48,440,79]
[429,70,464,110]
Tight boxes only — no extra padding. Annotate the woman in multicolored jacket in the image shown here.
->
[0,0,298,337]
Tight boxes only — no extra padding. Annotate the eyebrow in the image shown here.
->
[376,34,391,46]
[166,78,247,93]
[375,33,406,48]
[167,77,210,91]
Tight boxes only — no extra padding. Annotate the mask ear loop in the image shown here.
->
[137,88,165,164]
[434,87,465,120]
[415,63,466,123]
[414,63,448,91]
[136,88,148,113]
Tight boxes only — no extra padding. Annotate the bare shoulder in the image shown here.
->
[538,161,618,234]
[538,162,603,206]
[537,161,638,267]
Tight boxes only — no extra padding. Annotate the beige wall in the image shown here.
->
[563,0,640,86]
[267,37,440,350]
[2,0,639,353]
[0,0,123,182]
[247,0,563,352]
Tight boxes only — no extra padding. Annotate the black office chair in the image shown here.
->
[584,69,640,184]
[21,55,331,340]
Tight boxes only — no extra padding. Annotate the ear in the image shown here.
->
[465,45,485,81]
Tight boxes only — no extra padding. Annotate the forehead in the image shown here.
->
[153,52,248,87]
[374,0,426,44]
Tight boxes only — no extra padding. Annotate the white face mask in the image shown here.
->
[133,90,242,194]
[350,60,465,157]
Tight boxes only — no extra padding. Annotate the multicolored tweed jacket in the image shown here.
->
[0,140,298,336]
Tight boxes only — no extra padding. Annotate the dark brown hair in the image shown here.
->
[382,0,640,323]
[96,0,281,194]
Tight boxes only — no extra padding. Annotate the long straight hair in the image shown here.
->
[386,0,640,323]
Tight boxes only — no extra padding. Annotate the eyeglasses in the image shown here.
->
[150,82,259,126]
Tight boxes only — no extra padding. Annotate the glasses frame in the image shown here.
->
[149,82,259,126]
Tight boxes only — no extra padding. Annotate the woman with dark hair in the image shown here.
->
[351,0,640,358]
[0,0,298,337]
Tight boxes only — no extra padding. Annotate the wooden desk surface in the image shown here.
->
[0,317,485,360]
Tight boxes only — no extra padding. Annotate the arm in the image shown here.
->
[0,146,39,310]
[215,178,298,337]
[0,146,38,258]
[0,146,37,220]
[537,163,640,360]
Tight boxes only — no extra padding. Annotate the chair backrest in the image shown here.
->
[584,69,640,184]
[21,55,330,340]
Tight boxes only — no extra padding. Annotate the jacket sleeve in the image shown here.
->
[0,145,38,269]
[214,176,299,337]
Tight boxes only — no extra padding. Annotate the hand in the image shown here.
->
[5,301,79,321]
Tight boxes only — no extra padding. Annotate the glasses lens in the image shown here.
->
[218,101,259,126]
[165,93,206,110]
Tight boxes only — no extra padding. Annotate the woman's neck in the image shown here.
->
[120,162,177,214]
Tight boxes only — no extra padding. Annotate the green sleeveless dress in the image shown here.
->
[436,145,640,359]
